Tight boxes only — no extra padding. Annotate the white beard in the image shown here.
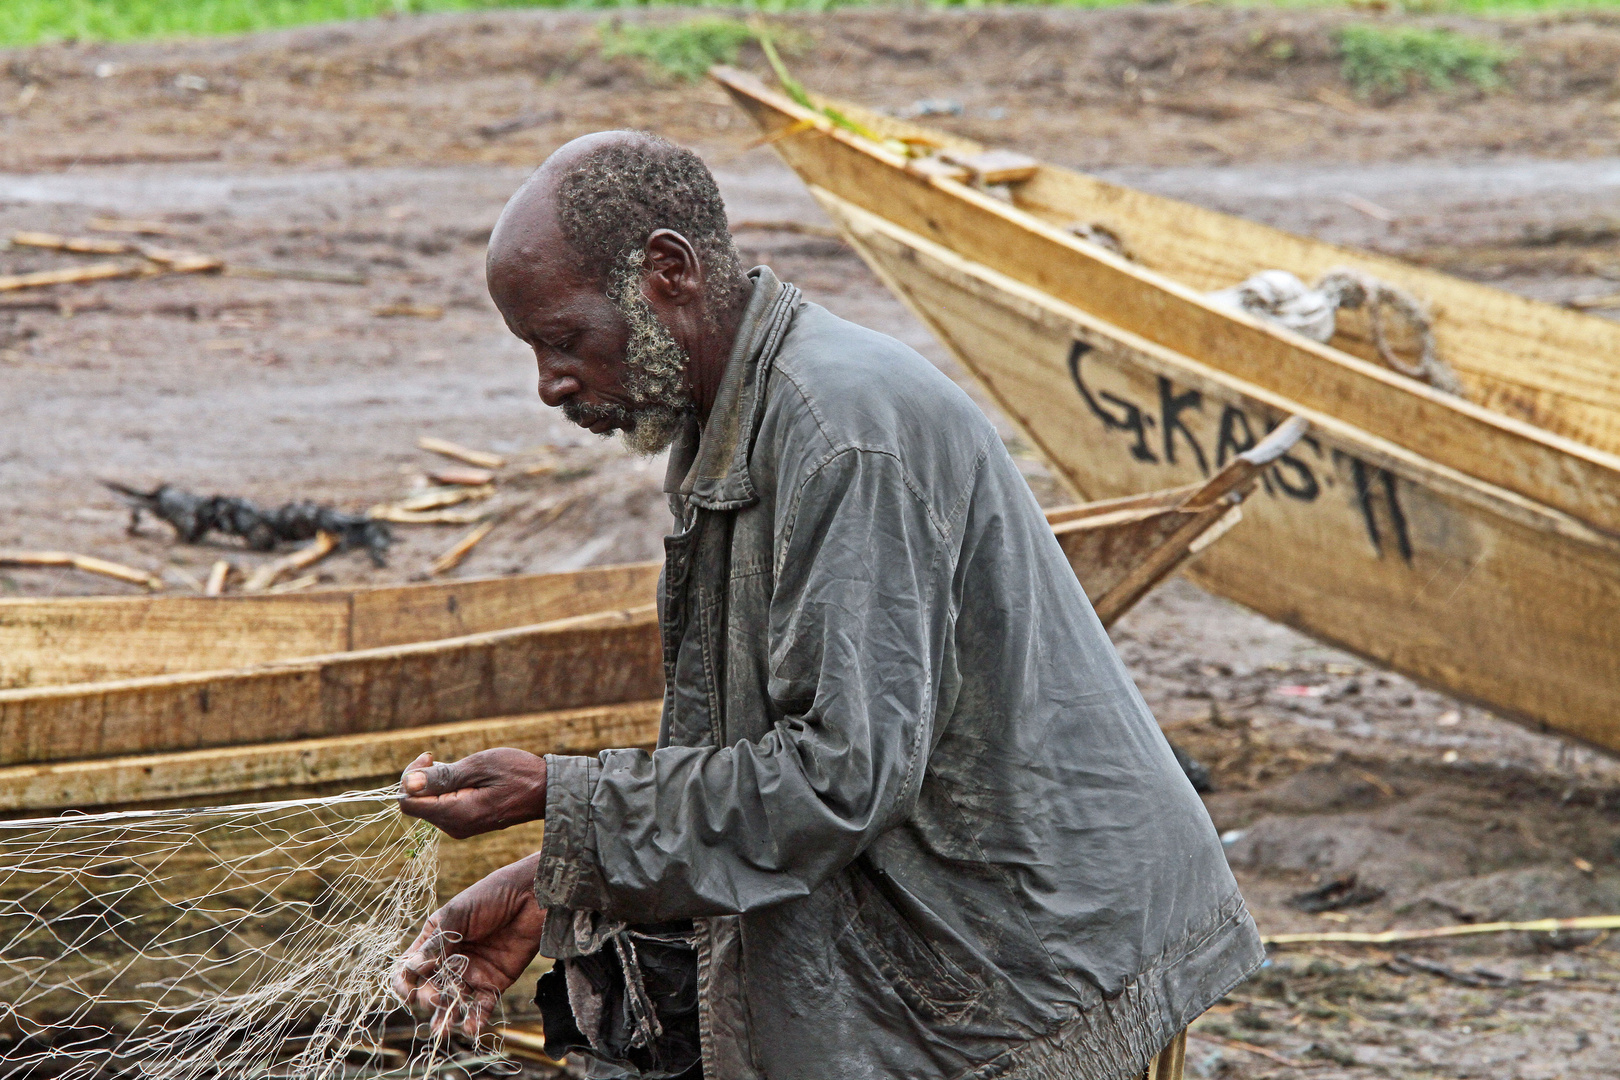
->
[562,260,694,457]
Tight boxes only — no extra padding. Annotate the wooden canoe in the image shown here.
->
[714,68,1620,754]
[0,468,1279,898]
[0,458,1290,811]
[0,462,1280,693]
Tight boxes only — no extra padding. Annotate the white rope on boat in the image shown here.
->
[1208,267,1464,395]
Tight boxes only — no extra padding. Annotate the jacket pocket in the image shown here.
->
[841,859,984,1026]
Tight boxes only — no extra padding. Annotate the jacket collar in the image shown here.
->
[663,266,800,510]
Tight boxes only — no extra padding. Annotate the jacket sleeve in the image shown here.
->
[533,446,960,922]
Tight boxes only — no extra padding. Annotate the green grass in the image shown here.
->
[1340,23,1514,94]
[3,0,468,46]
[1241,0,1620,10]
[0,0,737,49]
[2,0,1618,51]
[599,15,762,81]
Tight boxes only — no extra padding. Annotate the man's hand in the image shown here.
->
[393,853,547,1039]
[397,748,548,839]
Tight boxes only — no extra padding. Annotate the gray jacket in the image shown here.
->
[534,268,1262,1080]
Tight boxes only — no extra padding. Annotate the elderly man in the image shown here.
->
[393,131,1261,1080]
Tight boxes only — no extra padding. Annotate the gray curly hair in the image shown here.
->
[553,132,750,318]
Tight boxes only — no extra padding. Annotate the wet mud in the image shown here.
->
[4,9,1620,1077]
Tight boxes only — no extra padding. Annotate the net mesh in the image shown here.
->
[0,789,512,1079]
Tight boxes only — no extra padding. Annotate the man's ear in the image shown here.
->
[643,229,703,306]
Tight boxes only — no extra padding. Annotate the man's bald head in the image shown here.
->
[490,131,748,315]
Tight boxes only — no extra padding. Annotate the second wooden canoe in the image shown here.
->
[716,70,1620,756]
[714,68,1620,535]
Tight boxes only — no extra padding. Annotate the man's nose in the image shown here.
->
[535,363,583,408]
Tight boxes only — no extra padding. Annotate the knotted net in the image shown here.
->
[0,790,503,1079]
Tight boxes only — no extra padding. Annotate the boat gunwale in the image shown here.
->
[809,90,1620,414]
[0,558,662,612]
[711,67,1620,535]
[0,701,666,814]
[0,603,659,705]
[818,188,1620,558]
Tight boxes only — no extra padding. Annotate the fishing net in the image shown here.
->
[0,790,511,1079]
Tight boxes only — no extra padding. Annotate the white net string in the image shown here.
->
[0,789,503,1079]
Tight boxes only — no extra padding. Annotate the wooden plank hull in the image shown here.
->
[0,701,665,814]
[1,498,1237,694]
[0,488,1260,898]
[0,607,665,766]
[0,488,1224,693]
[0,472,1260,796]
[817,191,1620,752]
[713,69,1620,537]
[0,561,664,688]
[0,701,668,903]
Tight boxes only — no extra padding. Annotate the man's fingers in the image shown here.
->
[458,991,498,1038]
[399,753,434,789]
[391,969,415,1001]
[429,992,466,1041]
[402,760,468,798]
[391,947,445,1005]
[393,952,438,987]
[427,988,496,1040]
[400,981,433,1012]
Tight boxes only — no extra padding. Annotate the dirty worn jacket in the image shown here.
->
[534,267,1263,1080]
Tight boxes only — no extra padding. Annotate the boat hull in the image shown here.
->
[0,561,664,689]
[0,701,665,904]
[0,473,1262,903]
[820,191,1620,752]
[714,69,1620,540]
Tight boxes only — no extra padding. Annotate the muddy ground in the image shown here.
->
[4,8,1620,1078]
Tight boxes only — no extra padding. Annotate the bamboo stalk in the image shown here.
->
[368,506,488,525]
[1263,915,1620,947]
[430,519,499,576]
[0,262,145,292]
[10,231,132,255]
[139,246,223,273]
[88,217,177,236]
[10,232,222,274]
[418,436,507,470]
[266,572,321,594]
[203,560,232,596]
[372,483,495,517]
[374,302,443,319]
[241,532,338,593]
[494,1025,567,1067]
[0,550,163,590]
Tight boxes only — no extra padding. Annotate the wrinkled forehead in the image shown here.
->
[487,205,602,316]
[487,259,611,338]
